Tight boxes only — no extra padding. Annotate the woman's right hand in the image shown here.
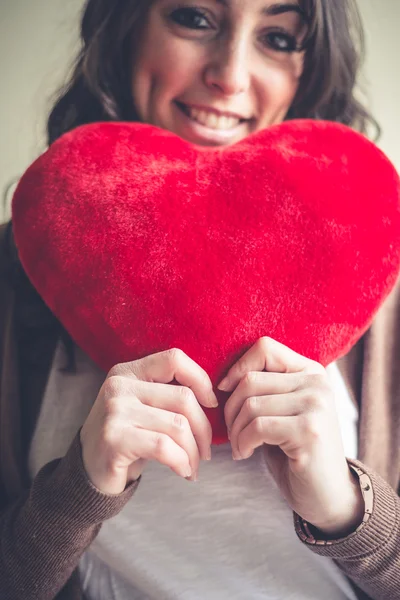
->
[79,349,219,494]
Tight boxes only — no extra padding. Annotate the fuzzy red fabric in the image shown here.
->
[12,120,400,444]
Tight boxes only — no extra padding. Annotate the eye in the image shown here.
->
[263,31,298,53]
[170,7,211,30]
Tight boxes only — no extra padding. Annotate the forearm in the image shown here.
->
[0,432,140,600]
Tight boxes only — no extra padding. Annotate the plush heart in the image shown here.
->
[12,120,400,444]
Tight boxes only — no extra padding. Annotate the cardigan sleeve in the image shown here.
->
[293,458,400,600]
[0,430,141,600]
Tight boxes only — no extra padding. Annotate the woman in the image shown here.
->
[1,1,399,599]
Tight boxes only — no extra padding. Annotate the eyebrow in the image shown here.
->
[215,1,308,23]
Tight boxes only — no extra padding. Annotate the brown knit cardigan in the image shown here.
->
[0,221,399,600]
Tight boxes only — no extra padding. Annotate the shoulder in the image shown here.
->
[0,220,11,241]
[0,220,14,283]
[370,276,400,336]
[348,276,400,367]
[0,220,10,250]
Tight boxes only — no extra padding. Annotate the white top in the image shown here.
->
[29,343,359,600]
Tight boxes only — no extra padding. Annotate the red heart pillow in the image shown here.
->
[12,120,400,444]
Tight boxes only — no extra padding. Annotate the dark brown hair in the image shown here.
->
[47,0,378,146]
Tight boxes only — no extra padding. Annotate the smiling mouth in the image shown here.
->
[176,102,248,131]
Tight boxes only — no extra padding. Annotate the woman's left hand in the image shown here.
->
[219,337,365,537]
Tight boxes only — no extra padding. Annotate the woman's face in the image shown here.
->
[131,0,308,147]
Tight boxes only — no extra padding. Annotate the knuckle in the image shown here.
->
[245,396,258,414]
[243,371,258,386]
[166,347,184,365]
[152,433,169,458]
[128,359,146,381]
[302,375,332,410]
[104,375,125,399]
[259,336,273,353]
[108,361,142,381]
[302,392,320,412]
[107,364,122,378]
[299,414,320,440]
[176,385,196,408]
[254,416,267,434]
[172,412,189,432]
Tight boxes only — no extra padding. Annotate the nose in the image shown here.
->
[203,38,251,96]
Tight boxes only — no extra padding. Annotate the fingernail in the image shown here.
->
[209,391,219,407]
[232,451,243,461]
[205,448,212,461]
[218,378,229,391]
[187,470,198,482]
[184,467,192,478]
[227,429,231,441]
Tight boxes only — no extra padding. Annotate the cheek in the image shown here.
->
[261,69,299,109]
[255,61,303,127]
[132,36,204,111]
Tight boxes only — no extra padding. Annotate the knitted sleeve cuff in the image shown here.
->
[31,430,141,528]
[293,458,399,559]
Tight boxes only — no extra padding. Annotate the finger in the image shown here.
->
[126,398,202,474]
[136,404,201,478]
[229,392,302,456]
[218,337,323,392]
[224,371,304,433]
[110,349,218,409]
[235,416,302,461]
[129,380,212,461]
[119,426,194,479]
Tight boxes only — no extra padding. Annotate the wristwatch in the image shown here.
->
[294,463,374,546]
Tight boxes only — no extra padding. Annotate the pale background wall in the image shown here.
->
[0,0,399,221]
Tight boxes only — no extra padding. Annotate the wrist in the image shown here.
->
[310,466,365,538]
[297,463,374,545]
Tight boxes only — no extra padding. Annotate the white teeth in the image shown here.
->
[188,107,241,130]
